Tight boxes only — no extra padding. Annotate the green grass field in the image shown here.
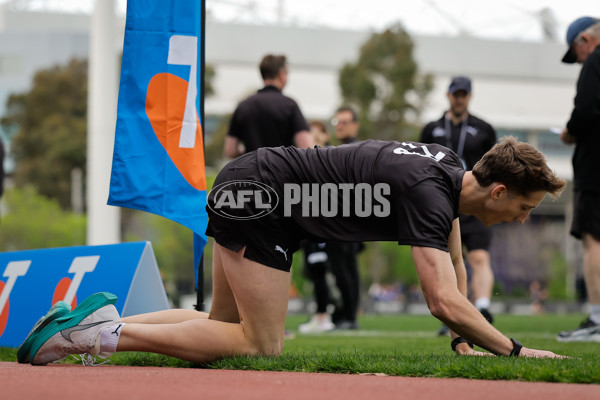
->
[1,313,599,383]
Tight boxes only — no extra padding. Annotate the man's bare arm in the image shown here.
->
[411,246,565,358]
[448,218,467,297]
[293,130,314,149]
[224,136,244,159]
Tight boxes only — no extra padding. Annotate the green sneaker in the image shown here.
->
[17,301,72,363]
[29,292,120,365]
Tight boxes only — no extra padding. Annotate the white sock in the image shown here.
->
[589,305,600,325]
[474,297,491,310]
[99,323,125,354]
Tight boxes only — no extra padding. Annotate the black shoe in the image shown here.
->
[437,324,450,337]
[335,320,358,330]
[479,308,494,324]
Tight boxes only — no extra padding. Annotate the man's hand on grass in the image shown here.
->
[454,343,568,358]
[519,348,569,359]
[454,342,494,356]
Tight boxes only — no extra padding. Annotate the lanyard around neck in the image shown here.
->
[444,114,468,159]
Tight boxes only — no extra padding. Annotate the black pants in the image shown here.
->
[327,242,361,324]
[302,241,362,321]
[302,241,331,313]
[305,260,330,313]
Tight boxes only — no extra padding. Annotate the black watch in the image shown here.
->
[509,338,522,357]
[451,337,474,352]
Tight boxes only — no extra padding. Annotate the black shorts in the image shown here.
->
[205,152,301,272]
[570,191,600,240]
[459,214,491,251]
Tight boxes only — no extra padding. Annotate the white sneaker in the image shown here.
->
[298,315,335,333]
[557,317,600,342]
[29,297,121,365]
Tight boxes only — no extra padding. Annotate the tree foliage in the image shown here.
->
[1,59,88,209]
[338,24,433,141]
[1,59,216,210]
[204,114,230,168]
[0,186,86,251]
[204,64,215,97]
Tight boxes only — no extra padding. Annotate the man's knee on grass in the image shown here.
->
[249,335,284,357]
[238,321,285,357]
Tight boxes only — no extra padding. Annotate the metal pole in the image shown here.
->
[87,0,120,245]
[195,0,207,311]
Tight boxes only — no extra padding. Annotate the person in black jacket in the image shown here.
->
[329,107,363,330]
[557,17,600,342]
[298,121,336,333]
[299,113,364,332]
[420,76,497,334]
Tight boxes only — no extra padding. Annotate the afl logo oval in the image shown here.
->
[207,180,279,220]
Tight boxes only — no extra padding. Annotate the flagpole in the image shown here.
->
[195,0,207,312]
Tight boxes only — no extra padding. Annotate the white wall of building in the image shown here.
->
[0,7,580,133]
[204,21,580,130]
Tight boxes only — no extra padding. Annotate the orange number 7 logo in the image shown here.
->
[145,35,206,191]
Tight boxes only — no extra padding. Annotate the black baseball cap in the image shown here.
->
[562,16,599,64]
[448,76,471,94]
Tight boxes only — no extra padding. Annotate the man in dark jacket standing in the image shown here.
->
[558,16,600,342]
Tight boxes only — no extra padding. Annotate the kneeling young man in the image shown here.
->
[21,137,567,365]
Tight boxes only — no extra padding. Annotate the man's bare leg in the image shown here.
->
[115,243,291,363]
[208,242,241,324]
[123,240,242,325]
[583,234,600,305]
[122,310,208,324]
[583,234,600,325]
[558,234,600,341]
[467,249,494,313]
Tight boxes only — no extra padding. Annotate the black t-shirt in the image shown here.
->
[420,113,496,235]
[567,45,600,193]
[227,85,309,152]
[419,113,496,170]
[257,140,465,252]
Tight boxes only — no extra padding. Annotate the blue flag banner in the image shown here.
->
[109,0,207,256]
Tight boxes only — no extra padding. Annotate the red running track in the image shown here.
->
[0,362,598,400]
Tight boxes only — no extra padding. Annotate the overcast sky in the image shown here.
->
[5,0,598,44]
[206,0,597,44]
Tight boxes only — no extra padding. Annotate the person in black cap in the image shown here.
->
[557,17,600,342]
[420,76,497,336]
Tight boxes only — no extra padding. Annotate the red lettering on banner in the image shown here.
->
[53,277,77,310]
[0,281,8,336]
